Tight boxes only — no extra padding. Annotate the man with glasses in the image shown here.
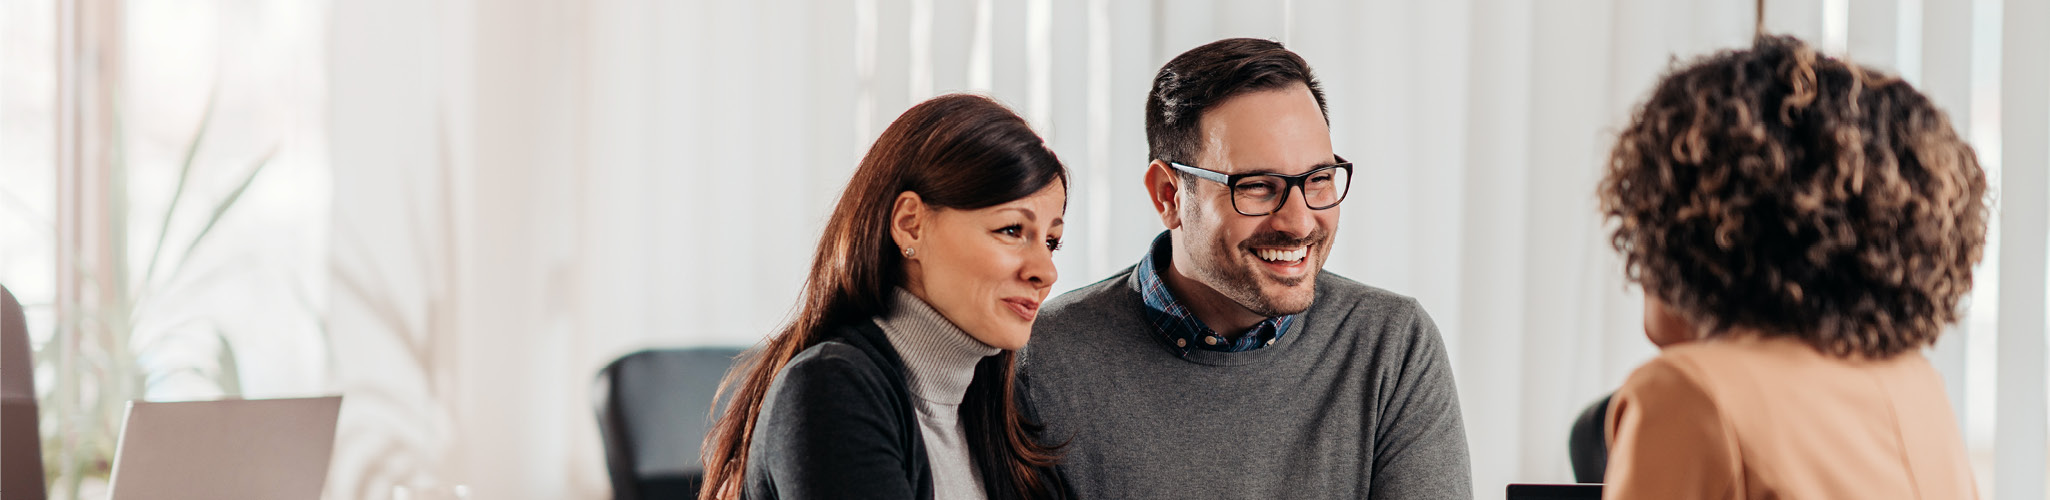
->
[1018,38,1472,498]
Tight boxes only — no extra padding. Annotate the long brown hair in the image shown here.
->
[699,93,1068,499]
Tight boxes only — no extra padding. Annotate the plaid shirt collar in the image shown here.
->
[1135,231,1297,357]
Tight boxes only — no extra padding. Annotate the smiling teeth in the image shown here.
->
[1256,248,1307,262]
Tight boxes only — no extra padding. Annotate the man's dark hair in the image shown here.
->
[1146,38,1328,166]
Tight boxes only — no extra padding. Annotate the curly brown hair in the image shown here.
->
[1599,35,1988,359]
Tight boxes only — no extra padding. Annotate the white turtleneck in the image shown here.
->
[872,287,1001,500]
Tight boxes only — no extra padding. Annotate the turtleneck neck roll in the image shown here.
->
[875,287,1002,404]
[872,287,1001,500]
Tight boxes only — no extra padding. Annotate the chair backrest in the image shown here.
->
[593,347,746,500]
[1,284,46,500]
[1568,393,1612,484]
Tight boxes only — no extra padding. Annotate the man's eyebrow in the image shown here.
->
[1237,158,1345,175]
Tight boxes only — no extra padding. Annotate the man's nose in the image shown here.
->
[1266,185,1318,237]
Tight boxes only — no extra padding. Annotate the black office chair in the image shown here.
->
[2,284,46,500]
[594,347,747,500]
[1567,393,1613,484]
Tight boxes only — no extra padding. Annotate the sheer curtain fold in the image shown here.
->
[325,1,2030,499]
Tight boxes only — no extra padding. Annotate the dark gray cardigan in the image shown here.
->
[742,320,1070,500]
[744,320,933,500]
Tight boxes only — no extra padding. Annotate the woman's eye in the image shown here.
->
[995,225,1023,238]
[1046,237,1063,252]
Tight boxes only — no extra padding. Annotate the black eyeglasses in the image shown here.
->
[1168,156,1354,216]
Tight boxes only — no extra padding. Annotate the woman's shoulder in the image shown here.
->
[1616,351,1714,403]
[748,324,926,500]
[784,341,881,378]
[1610,339,1772,418]
[1647,334,1838,379]
[779,323,900,389]
[1613,334,1904,423]
[754,327,917,446]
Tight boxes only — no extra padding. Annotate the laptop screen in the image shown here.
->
[1507,483,1603,500]
[107,396,343,500]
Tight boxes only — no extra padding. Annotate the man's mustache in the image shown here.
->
[1238,229,1328,249]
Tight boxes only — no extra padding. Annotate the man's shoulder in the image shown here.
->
[1304,271,1449,357]
[1312,270,1424,318]
[1041,265,1141,322]
[1024,267,1146,364]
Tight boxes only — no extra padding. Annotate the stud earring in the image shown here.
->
[903,247,916,258]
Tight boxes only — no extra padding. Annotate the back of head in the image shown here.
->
[1599,35,1988,359]
[1146,38,1328,165]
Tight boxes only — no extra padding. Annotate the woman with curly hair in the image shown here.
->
[1597,35,1986,499]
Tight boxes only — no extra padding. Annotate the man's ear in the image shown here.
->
[889,191,928,254]
[1145,160,1183,230]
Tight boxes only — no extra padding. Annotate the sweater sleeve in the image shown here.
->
[1368,299,1474,499]
[1602,356,1740,500]
[751,346,918,500]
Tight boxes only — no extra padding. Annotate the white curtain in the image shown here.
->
[323,1,2043,499]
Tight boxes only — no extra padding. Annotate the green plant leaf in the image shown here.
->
[0,183,52,228]
[213,329,242,397]
[140,88,219,289]
[145,367,207,392]
[169,145,277,284]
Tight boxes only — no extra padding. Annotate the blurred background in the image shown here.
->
[2,0,2047,498]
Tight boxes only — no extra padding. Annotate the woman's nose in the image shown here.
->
[1022,246,1058,286]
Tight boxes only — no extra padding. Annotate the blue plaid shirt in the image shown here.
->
[1135,232,1297,357]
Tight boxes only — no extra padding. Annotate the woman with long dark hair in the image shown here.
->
[699,94,1068,500]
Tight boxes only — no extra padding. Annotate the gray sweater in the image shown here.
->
[1018,266,1472,499]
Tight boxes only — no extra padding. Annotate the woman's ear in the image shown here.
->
[1145,160,1183,230]
[889,191,928,256]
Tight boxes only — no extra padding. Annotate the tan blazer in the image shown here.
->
[1603,334,1977,499]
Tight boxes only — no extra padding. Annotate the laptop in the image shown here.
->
[107,396,344,500]
[1507,483,1603,500]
